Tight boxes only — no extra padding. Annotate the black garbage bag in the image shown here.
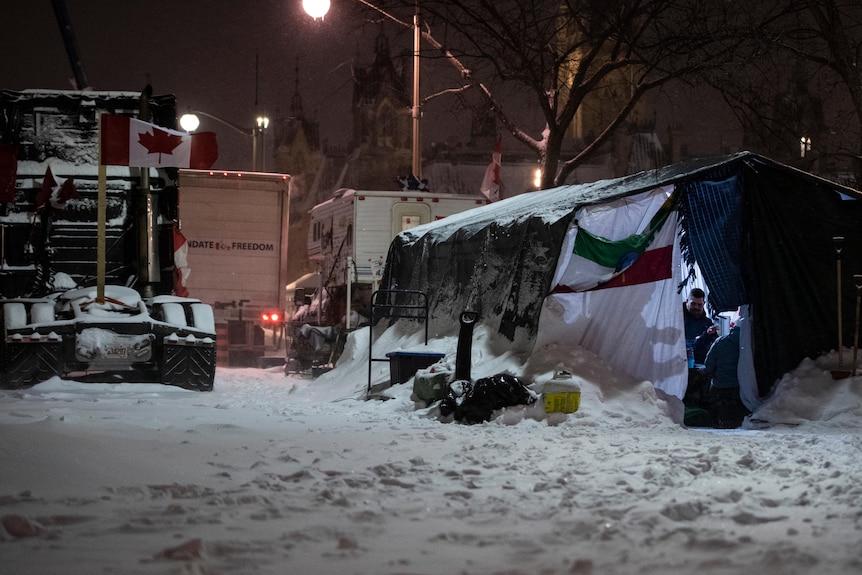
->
[439,373,536,424]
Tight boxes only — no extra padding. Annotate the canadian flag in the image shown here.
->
[480,134,502,202]
[173,226,191,298]
[35,166,78,211]
[100,114,218,169]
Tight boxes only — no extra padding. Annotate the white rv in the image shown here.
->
[302,188,487,327]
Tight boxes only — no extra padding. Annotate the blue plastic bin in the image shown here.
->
[386,351,445,384]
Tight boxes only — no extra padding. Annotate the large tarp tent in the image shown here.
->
[381,152,862,401]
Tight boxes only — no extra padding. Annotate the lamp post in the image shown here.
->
[256,115,270,172]
[303,0,422,179]
[180,111,268,171]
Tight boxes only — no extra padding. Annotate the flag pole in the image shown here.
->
[96,111,107,304]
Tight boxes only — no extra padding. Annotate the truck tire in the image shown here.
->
[30,302,55,324]
[190,303,215,333]
[160,303,188,327]
[3,303,26,329]
[156,302,216,391]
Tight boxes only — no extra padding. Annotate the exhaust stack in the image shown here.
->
[455,311,478,381]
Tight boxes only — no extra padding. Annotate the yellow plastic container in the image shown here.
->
[543,370,581,413]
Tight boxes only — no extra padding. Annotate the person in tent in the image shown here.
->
[702,324,749,428]
[692,324,719,365]
[683,288,715,349]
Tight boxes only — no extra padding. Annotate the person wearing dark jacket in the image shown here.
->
[692,328,718,364]
[702,324,748,428]
[683,288,714,348]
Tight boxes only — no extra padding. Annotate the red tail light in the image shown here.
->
[260,311,281,323]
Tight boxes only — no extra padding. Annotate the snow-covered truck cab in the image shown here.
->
[0,89,218,390]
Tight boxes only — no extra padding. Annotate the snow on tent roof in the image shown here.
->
[382,151,862,396]
[393,151,858,243]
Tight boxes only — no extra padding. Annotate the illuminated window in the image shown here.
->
[800,136,812,158]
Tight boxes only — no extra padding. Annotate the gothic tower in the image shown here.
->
[349,27,413,189]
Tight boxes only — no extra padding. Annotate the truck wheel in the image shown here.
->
[30,302,55,323]
[3,303,27,329]
[190,303,215,333]
[159,303,187,327]
[158,303,216,391]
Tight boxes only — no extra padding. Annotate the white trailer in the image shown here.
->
[178,169,291,367]
[302,188,487,328]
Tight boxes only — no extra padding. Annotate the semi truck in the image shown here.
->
[0,89,217,390]
[286,188,486,371]
[177,169,292,367]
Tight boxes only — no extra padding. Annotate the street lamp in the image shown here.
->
[180,111,268,171]
[256,115,270,172]
[303,0,422,179]
[179,113,200,132]
[302,0,330,19]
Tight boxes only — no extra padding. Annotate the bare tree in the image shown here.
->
[708,0,862,185]
[357,0,745,189]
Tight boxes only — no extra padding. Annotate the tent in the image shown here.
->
[381,152,862,403]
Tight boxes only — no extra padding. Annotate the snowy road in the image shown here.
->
[2,356,861,575]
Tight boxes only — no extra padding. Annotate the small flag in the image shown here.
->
[480,134,502,202]
[100,114,218,169]
[552,187,678,293]
[0,143,17,203]
[35,166,57,209]
[35,166,78,211]
[173,226,190,297]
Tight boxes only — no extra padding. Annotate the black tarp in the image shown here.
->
[744,161,862,393]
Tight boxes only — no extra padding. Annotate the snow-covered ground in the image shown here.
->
[1,322,861,575]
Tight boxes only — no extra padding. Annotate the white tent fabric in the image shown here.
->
[535,186,687,398]
[736,305,762,411]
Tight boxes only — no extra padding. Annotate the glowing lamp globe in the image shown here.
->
[179,113,200,132]
[303,0,331,19]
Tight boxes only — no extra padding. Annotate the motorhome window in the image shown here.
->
[401,215,421,232]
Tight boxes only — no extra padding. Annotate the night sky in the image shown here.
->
[1,0,455,171]
[2,1,740,173]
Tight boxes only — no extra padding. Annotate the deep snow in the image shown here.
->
[1,322,861,575]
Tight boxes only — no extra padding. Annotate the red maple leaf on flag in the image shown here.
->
[138,128,184,162]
